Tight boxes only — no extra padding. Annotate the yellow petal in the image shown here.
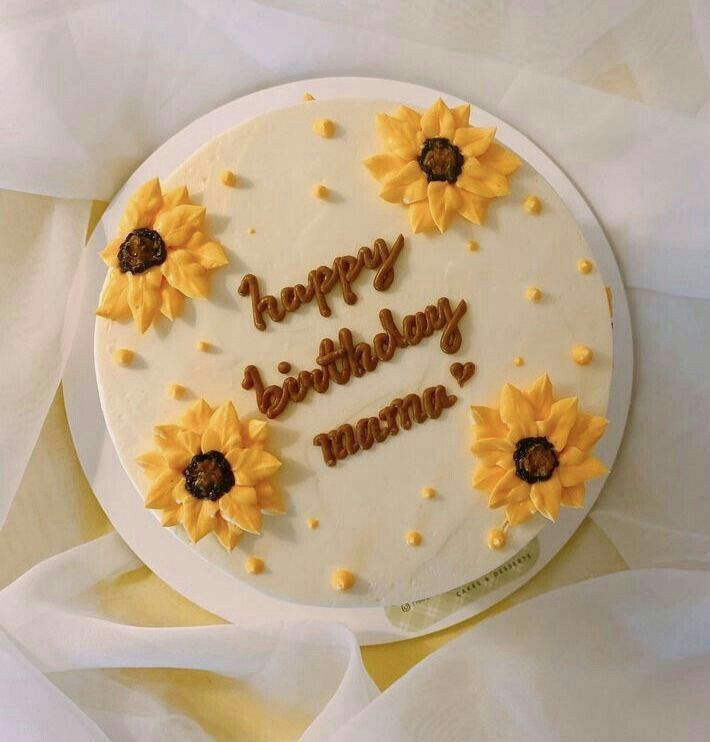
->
[408,200,437,233]
[119,178,163,234]
[242,419,268,449]
[488,468,520,508]
[172,479,191,504]
[256,482,285,514]
[506,499,537,526]
[538,397,579,451]
[363,153,409,183]
[500,384,538,440]
[160,504,182,527]
[145,470,183,509]
[96,270,131,322]
[219,487,262,534]
[472,464,506,491]
[180,399,215,436]
[525,374,554,420]
[126,268,162,333]
[561,484,586,508]
[159,185,190,212]
[375,113,419,159]
[508,481,533,504]
[471,437,516,455]
[530,472,562,521]
[162,249,210,299]
[459,161,509,198]
[227,448,281,486]
[457,189,489,226]
[160,280,185,320]
[453,126,496,157]
[181,497,219,542]
[478,142,522,175]
[214,515,242,551]
[136,450,167,481]
[558,451,607,487]
[154,425,201,470]
[186,233,229,270]
[394,104,422,128]
[566,413,609,453]
[451,104,471,128]
[99,238,121,268]
[427,182,460,233]
[379,161,429,204]
[201,401,241,453]
[471,405,509,440]
[153,204,205,248]
[420,98,456,140]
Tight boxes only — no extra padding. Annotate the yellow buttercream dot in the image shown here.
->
[525,287,542,303]
[577,258,593,274]
[312,118,336,138]
[421,486,436,499]
[168,383,186,400]
[220,170,237,187]
[196,340,210,352]
[523,195,542,214]
[114,349,134,366]
[313,183,329,200]
[245,556,264,575]
[303,92,315,101]
[487,528,507,550]
[306,517,319,529]
[467,239,479,252]
[247,227,256,235]
[571,345,593,365]
[406,530,422,547]
[513,356,525,367]
[331,569,355,591]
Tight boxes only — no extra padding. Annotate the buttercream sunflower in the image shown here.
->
[96,178,228,333]
[471,374,608,547]
[137,399,283,551]
[364,99,521,233]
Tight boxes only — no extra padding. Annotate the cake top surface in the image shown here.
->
[95,98,612,607]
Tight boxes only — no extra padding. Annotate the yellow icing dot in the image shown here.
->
[303,92,315,101]
[196,340,210,352]
[245,556,264,575]
[313,184,329,200]
[513,356,525,367]
[467,239,479,252]
[525,287,542,303]
[331,569,355,591]
[312,118,336,138]
[577,258,593,274]
[114,349,134,366]
[220,170,237,187]
[571,345,593,365]
[406,530,422,546]
[306,517,319,529]
[247,227,256,235]
[523,195,542,214]
[168,383,186,400]
[421,486,436,499]
[487,528,507,550]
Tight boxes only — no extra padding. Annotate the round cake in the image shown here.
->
[95,96,613,607]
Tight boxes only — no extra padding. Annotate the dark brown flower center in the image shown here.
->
[418,137,464,183]
[183,450,235,501]
[513,437,559,484]
[117,228,166,274]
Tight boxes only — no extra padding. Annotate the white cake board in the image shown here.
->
[63,77,632,645]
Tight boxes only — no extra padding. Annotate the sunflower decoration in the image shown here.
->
[364,99,521,234]
[471,374,608,549]
[96,178,228,333]
[137,399,283,551]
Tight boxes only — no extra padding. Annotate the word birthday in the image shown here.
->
[242,297,467,419]
[238,234,405,330]
[313,384,458,466]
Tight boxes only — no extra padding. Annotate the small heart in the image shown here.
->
[450,361,476,388]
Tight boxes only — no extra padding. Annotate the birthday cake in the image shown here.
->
[94,96,612,607]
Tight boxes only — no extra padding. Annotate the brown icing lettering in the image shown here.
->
[241,297,467,419]
[313,385,458,466]
[277,361,292,374]
[238,234,405,330]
